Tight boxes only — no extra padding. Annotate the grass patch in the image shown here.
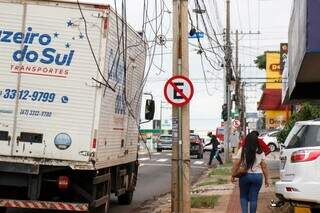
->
[197,178,228,187]
[214,178,228,184]
[191,195,220,208]
[208,167,231,177]
[222,160,233,167]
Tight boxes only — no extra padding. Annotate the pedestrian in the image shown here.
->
[231,131,269,213]
[240,130,271,156]
[205,132,223,166]
[230,130,240,153]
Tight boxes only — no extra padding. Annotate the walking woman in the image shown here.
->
[231,132,270,213]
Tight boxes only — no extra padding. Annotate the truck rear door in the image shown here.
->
[0,2,24,156]
[0,0,105,162]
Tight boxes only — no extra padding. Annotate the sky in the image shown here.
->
[78,0,292,133]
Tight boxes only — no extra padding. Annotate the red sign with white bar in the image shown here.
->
[232,120,241,128]
[164,75,194,107]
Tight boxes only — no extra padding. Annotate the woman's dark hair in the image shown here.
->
[241,132,262,170]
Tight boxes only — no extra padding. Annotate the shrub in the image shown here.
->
[277,103,320,144]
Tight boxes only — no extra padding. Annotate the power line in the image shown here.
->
[76,0,115,92]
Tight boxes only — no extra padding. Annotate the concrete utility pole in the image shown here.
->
[172,0,190,212]
[234,31,260,136]
[235,30,240,118]
[224,0,232,162]
[240,80,247,136]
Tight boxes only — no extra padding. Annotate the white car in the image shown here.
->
[275,120,320,210]
[259,130,280,152]
[203,137,212,152]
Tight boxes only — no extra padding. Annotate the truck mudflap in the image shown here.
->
[0,199,88,211]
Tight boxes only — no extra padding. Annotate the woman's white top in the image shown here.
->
[234,148,265,174]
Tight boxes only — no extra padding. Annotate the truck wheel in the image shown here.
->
[118,191,133,205]
[157,148,162,152]
[0,207,6,213]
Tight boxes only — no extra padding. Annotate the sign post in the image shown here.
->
[164,74,193,213]
[170,1,191,209]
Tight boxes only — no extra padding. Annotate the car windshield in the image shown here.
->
[190,135,197,140]
[259,132,268,137]
[269,131,279,137]
[285,124,320,149]
[160,136,172,140]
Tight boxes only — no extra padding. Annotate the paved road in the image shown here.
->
[7,151,280,213]
[7,150,210,213]
[109,150,210,213]
[266,151,280,170]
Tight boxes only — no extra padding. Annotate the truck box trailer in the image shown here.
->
[0,0,151,212]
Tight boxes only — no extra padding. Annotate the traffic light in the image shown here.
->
[221,104,228,121]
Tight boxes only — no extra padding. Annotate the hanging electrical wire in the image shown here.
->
[188,9,223,73]
[76,0,115,92]
[199,53,214,96]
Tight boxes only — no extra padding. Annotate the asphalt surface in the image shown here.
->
[6,151,281,213]
[109,150,210,213]
[7,150,210,213]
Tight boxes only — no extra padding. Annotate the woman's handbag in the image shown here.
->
[232,164,248,178]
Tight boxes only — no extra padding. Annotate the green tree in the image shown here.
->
[254,54,266,70]
[277,103,320,144]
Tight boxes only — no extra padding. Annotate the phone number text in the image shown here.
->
[0,89,55,103]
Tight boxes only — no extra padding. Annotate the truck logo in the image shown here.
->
[1,26,76,78]
[54,133,72,150]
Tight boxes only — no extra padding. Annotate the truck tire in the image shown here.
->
[0,207,6,213]
[157,148,162,152]
[118,191,133,205]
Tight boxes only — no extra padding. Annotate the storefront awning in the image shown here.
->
[258,89,287,110]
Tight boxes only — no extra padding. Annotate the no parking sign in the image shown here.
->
[232,120,241,128]
[164,75,194,107]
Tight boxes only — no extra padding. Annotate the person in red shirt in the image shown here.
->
[240,131,271,156]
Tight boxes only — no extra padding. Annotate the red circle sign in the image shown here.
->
[164,75,194,107]
[232,120,241,128]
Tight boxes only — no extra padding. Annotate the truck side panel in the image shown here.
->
[95,9,145,169]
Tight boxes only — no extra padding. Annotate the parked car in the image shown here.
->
[157,135,172,152]
[190,134,204,159]
[259,130,280,152]
[275,120,320,210]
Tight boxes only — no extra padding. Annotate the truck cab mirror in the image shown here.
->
[145,99,155,120]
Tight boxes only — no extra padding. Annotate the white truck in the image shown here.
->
[0,0,154,212]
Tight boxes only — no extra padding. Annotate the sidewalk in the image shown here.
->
[224,169,290,213]
[134,159,288,213]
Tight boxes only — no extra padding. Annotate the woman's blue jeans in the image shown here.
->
[239,173,263,213]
